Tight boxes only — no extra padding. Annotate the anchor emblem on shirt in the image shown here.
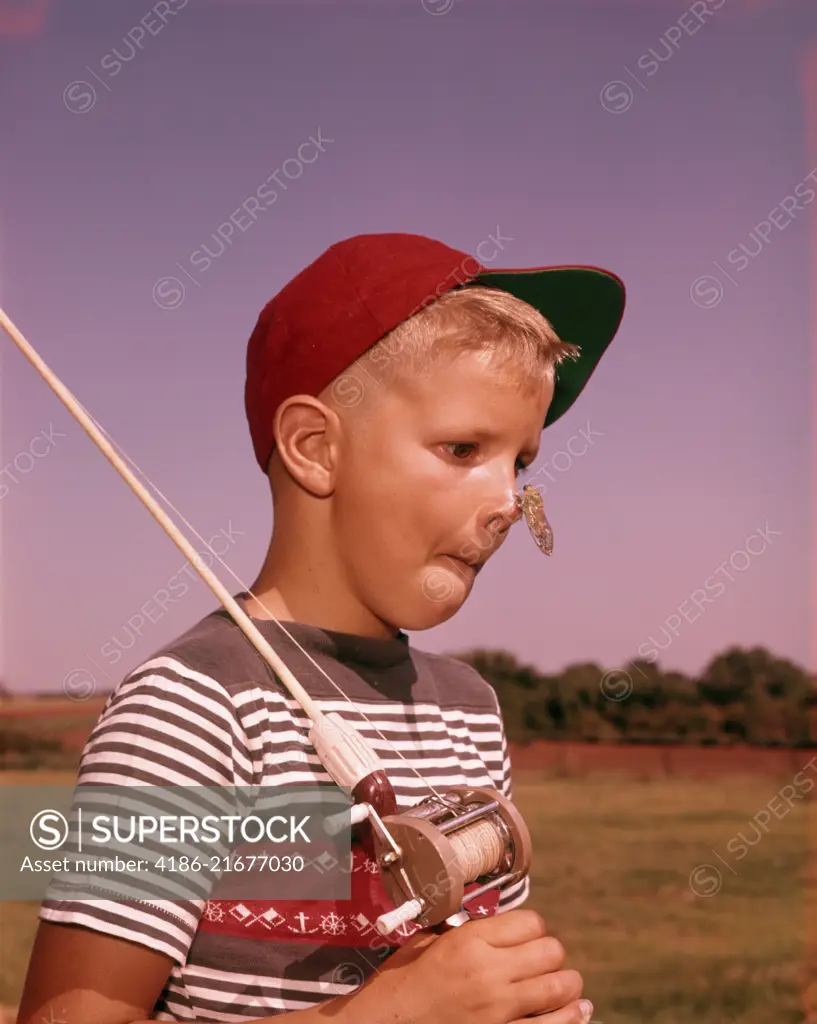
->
[288,911,321,934]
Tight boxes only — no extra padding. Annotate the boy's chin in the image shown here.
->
[386,567,473,630]
[395,603,461,631]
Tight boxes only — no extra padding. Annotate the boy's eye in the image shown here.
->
[442,443,531,478]
[444,443,478,460]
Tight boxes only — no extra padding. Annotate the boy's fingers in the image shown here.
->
[466,908,549,948]
[509,968,584,1020]
[511,997,594,1024]
[501,935,567,983]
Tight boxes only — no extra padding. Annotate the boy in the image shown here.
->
[17,232,625,1024]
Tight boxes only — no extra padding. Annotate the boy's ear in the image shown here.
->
[272,395,342,497]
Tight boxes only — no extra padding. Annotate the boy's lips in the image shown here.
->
[443,554,483,575]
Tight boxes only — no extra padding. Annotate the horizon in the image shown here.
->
[2,634,816,701]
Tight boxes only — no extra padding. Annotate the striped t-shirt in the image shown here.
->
[40,597,529,1021]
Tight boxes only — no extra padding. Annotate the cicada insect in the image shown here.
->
[517,483,553,556]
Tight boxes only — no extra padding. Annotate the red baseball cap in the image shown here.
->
[245,232,626,472]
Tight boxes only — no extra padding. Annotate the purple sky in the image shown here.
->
[1,0,815,696]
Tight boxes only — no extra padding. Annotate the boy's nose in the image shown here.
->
[485,492,523,537]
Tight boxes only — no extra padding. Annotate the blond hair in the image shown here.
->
[363,284,580,391]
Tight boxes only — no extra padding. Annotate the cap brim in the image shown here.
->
[475,265,626,428]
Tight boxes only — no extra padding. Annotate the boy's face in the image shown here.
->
[333,348,555,631]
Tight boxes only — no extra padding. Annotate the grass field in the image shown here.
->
[514,771,813,1023]
[0,769,813,1023]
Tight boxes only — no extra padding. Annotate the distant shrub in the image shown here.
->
[0,727,67,770]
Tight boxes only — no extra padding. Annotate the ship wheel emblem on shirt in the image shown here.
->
[321,911,347,936]
[203,901,225,922]
[517,484,553,556]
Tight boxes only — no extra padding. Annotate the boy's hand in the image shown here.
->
[339,908,592,1024]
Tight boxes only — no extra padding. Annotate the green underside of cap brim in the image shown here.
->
[475,267,625,427]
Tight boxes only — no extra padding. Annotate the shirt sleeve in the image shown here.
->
[38,656,255,966]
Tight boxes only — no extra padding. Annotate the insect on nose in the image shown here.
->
[516,483,554,556]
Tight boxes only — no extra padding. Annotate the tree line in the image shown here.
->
[454,645,817,747]
[2,645,816,766]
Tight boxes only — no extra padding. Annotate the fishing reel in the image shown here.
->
[328,785,531,936]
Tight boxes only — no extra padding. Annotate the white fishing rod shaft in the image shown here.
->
[0,306,322,723]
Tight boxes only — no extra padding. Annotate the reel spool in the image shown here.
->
[367,786,531,935]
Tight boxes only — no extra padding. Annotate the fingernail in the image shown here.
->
[579,999,594,1021]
